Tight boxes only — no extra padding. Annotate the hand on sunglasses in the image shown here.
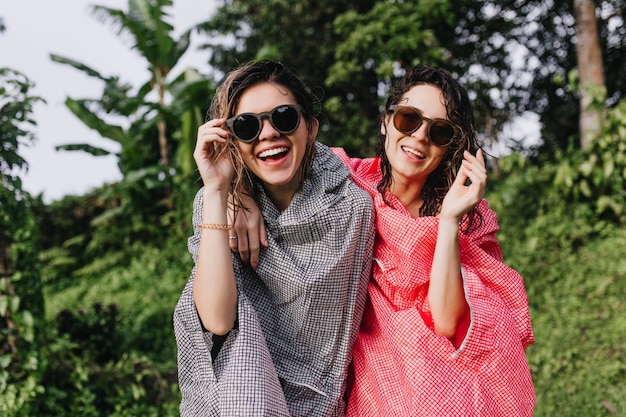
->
[226,104,303,143]
[193,118,234,190]
[390,105,460,147]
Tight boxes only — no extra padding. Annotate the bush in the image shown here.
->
[488,104,626,415]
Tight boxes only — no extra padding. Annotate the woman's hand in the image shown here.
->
[227,194,268,269]
[193,118,234,191]
[439,149,487,222]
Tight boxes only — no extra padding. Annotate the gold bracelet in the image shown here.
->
[198,223,231,230]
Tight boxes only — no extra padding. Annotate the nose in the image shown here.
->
[410,120,429,142]
[257,116,278,141]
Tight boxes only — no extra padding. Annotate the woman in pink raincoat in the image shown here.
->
[232,64,535,416]
[332,65,535,417]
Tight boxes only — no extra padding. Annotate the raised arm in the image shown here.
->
[429,149,487,339]
[192,118,238,335]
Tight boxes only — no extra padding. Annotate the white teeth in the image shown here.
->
[258,147,288,158]
[402,146,425,159]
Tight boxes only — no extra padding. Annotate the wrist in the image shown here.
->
[201,191,229,224]
[438,217,461,236]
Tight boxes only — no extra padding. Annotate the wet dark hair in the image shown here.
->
[208,60,318,207]
[376,65,482,232]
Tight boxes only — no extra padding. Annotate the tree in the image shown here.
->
[494,0,624,155]
[0,67,45,416]
[574,0,606,148]
[49,0,214,253]
[89,0,192,166]
[52,0,214,175]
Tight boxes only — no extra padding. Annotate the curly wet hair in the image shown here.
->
[376,65,483,232]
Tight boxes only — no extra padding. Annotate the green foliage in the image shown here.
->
[34,334,178,416]
[18,3,213,408]
[29,240,189,415]
[199,0,625,160]
[21,165,200,415]
[487,99,626,417]
[515,0,625,157]
[324,0,457,156]
[0,68,44,193]
[0,223,45,417]
[553,98,626,224]
[329,1,453,85]
[49,0,211,175]
[0,68,46,416]
[90,0,191,76]
[491,97,626,253]
[512,228,626,417]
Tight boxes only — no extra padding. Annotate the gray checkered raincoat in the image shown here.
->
[174,142,375,416]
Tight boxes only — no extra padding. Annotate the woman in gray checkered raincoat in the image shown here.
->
[173,60,375,417]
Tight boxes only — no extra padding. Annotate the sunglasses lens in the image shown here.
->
[231,115,261,142]
[393,106,456,146]
[394,107,422,133]
[429,121,455,146]
[271,105,300,133]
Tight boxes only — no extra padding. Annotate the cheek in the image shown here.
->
[433,146,448,160]
[236,142,255,162]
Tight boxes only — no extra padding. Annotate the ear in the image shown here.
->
[380,113,391,137]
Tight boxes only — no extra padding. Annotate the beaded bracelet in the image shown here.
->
[198,223,231,230]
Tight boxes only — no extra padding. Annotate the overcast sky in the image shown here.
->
[1,0,216,202]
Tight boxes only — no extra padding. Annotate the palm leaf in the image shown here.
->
[54,143,111,157]
[64,98,127,144]
[50,54,110,81]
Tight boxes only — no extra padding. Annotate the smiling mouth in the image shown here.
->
[401,145,425,160]
[258,146,290,161]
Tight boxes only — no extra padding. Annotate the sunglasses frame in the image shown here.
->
[389,105,460,147]
[226,104,303,143]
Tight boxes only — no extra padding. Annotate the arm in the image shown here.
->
[192,119,238,335]
[429,150,487,339]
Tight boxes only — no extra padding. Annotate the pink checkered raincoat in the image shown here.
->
[333,149,535,417]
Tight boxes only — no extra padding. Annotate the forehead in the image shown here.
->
[235,82,296,114]
[398,84,447,119]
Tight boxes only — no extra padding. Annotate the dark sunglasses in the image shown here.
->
[389,105,460,147]
[226,104,303,143]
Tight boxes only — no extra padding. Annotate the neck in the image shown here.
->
[389,178,424,218]
[264,180,301,212]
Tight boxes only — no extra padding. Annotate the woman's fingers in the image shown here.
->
[194,119,228,158]
[194,119,234,186]
[460,151,487,205]
[440,150,488,221]
[247,220,268,269]
[229,212,261,268]
[462,150,487,191]
[227,195,268,269]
